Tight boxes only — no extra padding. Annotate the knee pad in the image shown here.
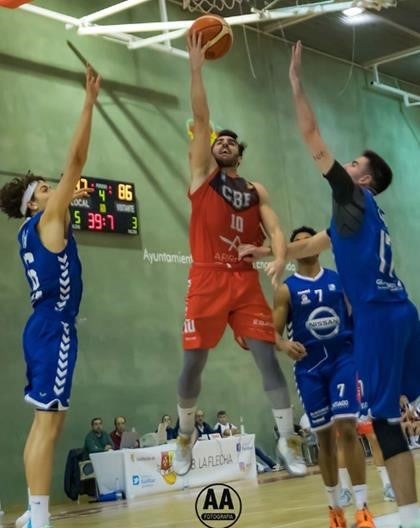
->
[372,418,409,460]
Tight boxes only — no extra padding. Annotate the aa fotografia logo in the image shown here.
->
[195,483,242,528]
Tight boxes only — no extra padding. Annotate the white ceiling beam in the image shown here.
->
[128,28,186,49]
[77,1,355,35]
[146,42,188,57]
[371,67,420,106]
[374,85,420,106]
[365,45,420,67]
[81,0,154,24]
[159,0,171,48]
[18,2,188,58]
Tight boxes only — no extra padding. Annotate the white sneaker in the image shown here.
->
[276,437,307,477]
[383,483,396,502]
[22,521,52,528]
[16,510,30,528]
[173,433,193,476]
[256,462,266,473]
[17,510,51,528]
[339,487,353,507]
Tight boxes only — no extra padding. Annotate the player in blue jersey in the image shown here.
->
[274,226,374,528]
[283,41,419,528]
[0,67,100,528]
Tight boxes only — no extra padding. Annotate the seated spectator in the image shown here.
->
[110,416,126,450]
[195,410,215,438]
[156,415,177,443]
[110,416,140,450]
[109,416,126,449]
[84,417,113,454]
[255,446,280,473]
[214,410,239,437]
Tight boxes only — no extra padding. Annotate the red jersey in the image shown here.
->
[189,170,265,268]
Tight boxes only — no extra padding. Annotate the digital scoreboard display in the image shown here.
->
[70,177,139,235]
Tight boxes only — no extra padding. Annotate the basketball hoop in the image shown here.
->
[183,0,242,14]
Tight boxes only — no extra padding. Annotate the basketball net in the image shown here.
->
[183,0,242,14]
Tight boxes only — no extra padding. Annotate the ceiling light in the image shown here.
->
[342,6,365,17]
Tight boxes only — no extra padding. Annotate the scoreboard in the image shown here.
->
[70,176,139,235]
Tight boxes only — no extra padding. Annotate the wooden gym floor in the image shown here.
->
[3,453,420,528]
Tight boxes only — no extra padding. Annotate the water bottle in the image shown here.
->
[239,416,245,435]
[115,478,122,500]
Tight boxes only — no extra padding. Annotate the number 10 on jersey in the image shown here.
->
[231,214,244,233]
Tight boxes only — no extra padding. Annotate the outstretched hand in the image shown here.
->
[85,65,101,104]
[289,40,302,89]
[266,258,286,287]
[188,31,205,72]
[72,187,93,201]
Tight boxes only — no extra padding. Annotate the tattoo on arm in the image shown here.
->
[313,150,327,161]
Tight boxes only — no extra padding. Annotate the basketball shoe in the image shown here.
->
[173,433,193,476]
[277,437,307,476]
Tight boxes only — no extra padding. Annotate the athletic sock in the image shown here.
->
[338,467,352,490]
[272,408,294,439]
[177,404,196,436]
[325,485,341,508]
[376,465,391,489]
[30,496,49,528]
[352,484,367,510]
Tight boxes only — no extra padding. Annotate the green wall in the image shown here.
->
[0,0,419,508]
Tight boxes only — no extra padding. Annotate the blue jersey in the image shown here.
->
[285,268,352,348]
[18,212,82,320]
[329,189,407,310]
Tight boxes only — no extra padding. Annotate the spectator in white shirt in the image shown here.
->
[214,411,239,437]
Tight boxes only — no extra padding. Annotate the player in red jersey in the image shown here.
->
[173,33,306,477]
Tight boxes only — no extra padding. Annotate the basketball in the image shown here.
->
[189,14,233,60]
[0,0,32,7]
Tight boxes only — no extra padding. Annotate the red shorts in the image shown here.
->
[182,266,275,350]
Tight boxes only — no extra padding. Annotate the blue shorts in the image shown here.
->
[294,340,359,431]
[23,311,78,411]
[354,300,420,420]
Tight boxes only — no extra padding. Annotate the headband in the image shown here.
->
[20,181,38,216]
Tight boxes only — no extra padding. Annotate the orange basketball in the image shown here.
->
[0,0,32,6]
[189,14,233,60]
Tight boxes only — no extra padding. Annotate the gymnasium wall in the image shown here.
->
[0,0,419,507]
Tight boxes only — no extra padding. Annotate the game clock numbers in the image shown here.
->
[70,177,139,235]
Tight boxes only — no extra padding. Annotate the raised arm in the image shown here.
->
[289,41,335,175]
[39,67,100,250]
[287,229,331,260]
[273,284,306,361]
[188,32,217,193]
[254,182,286,286]
[289,42,365,212]
[44,67,100,219]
